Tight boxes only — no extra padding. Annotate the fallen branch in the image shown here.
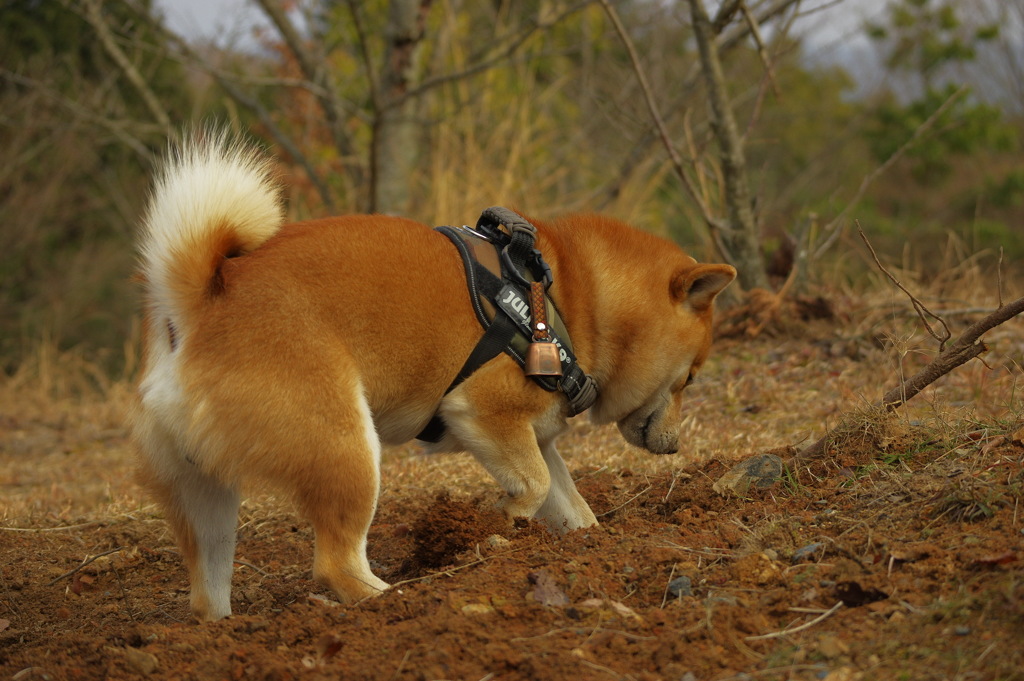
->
[793,292,1024,465]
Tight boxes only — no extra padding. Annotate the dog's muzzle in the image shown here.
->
[617,398,679,454]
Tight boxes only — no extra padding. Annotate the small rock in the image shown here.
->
[608,600,643,621]
[527,570,569,607]
[667,576,693,598]
[123,648,159,675]
[792,542,826,563]
[706,591,738,606]
[461,603,496,616]
[712,454,783,496]
[954,625,971,636]
[486,534,510,549]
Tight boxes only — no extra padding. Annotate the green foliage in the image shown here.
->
[866,0,998,88]
[853,0,1023,268]
[985,168,1024,209]
[863,0,1014,183]
[866,85,1016,183]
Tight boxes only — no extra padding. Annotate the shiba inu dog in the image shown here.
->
[129,132,735,621]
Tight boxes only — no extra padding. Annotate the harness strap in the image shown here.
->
[416,210,598,443]
[416,227,513,443]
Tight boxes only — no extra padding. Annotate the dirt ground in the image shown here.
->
[2,301,1023,681]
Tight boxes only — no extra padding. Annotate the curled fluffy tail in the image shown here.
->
[138,130,283,344]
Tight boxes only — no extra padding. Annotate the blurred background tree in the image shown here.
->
[0,0,187,373]
[1,0,1021,376]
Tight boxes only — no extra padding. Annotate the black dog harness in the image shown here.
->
[416,207,598,442]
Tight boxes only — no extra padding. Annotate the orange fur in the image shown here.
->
[129,135,735,621]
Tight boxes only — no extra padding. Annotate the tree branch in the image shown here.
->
[740,1,780,99]
[253,0,359,174]
[1,69,156,160]
[394,1,593,108]
[858,226,951,348]
[74,0,172,135]
[596,0,803,211]
[131,13,337,210]
[597,0,719,231]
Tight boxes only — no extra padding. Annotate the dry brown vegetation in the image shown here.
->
[2,266,1022,681]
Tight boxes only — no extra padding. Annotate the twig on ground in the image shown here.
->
[597,484,652,518]
[659,564,679,609]
[388,650,412,681]
[234,560,270,576]
[745,601,843,641]
[511,626,655,643]
[1,521,105,533]
[579,658,631,680]
[573,466,608,482]
[47,548,123,586]
[110,564,137,622]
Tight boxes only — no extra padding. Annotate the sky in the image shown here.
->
[154,0,275,49]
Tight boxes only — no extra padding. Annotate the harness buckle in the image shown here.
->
[500,246,553,289]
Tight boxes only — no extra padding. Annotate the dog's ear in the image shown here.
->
[672,264,736,311]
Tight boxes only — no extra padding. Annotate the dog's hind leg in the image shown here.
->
[290,389,389,604]
[536,441,599,533]
[136,427,240,621]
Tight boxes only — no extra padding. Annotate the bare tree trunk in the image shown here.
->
[372,0,433,215]
[688,0,770,291]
